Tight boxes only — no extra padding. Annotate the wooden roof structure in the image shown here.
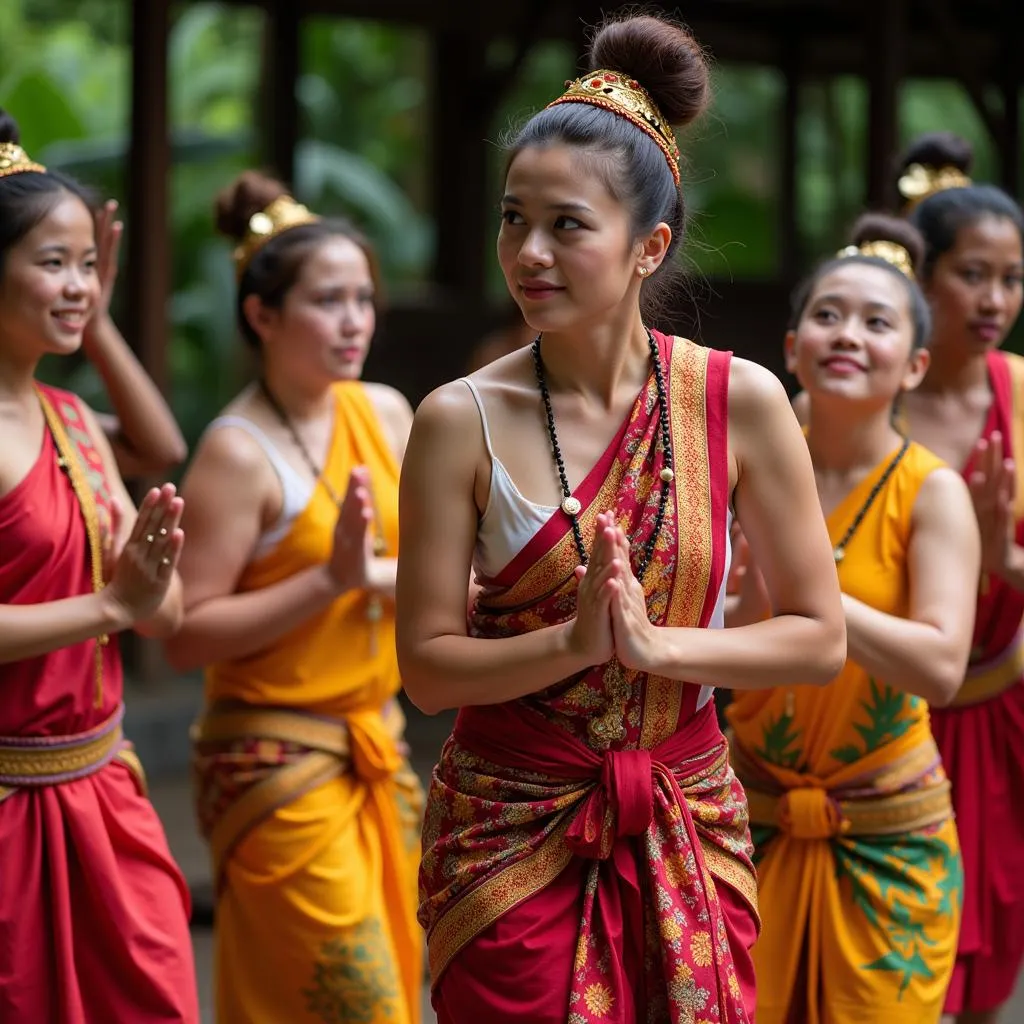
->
[126,0,1023,402]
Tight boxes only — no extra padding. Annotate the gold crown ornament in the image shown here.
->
[897,163,972,210]
[0,142,46,178]
[546,70,681,185]
[233,194,321,276]
[837,241,915,281]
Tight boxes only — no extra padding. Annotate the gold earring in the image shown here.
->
[638,266,650,277]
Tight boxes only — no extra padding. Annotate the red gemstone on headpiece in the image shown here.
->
[605,73,619,82]
[590,78,603,88]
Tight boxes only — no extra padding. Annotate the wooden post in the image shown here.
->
[261,0,302,183]
[864,0,905,209]
[126,0,171,394]
[779,37,801,279]
[126,0,172,684]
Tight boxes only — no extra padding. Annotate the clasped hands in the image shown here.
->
[567,511,658,671]
[967,430,1022,581]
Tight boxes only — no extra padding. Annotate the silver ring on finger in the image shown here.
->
[158,527,168,537]
[161,557,171,566]
[146,534,155,544]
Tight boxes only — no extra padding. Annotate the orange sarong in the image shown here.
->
[728,441,962,1024]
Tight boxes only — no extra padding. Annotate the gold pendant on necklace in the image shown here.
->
[373,537,387,557]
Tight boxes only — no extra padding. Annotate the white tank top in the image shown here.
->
[204,415,314,561]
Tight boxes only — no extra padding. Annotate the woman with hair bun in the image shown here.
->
[729,213,980,1023]
[399,13,846,1023]
[0,113,197,1020]
[894,134,1024,1024]
[164,171,422,1023]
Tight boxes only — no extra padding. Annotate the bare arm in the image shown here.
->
[83,203,187,477]
[163,427,345,672]
[611,360,846,689]
[397,384,610,715]
[842,468,980,706]
[78,402,185,639]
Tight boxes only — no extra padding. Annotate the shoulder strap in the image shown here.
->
[1003,353,1024,522]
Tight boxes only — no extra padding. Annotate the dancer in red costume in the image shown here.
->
[0,112,198,1022]
[398,14,846,1024]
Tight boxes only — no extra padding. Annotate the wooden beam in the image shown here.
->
[260,1,302,183]
[864,0,905,209]
[779,36,801,278]
[126,0,171,395]
[126,0,172,684]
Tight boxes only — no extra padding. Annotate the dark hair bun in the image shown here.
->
[0,109,21,146]
[214,170,289,241]
[897,132,973,176]
[849,212,926,276]
[587,15,710,128]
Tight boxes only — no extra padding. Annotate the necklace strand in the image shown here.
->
[532,330,674,581]
[831,438,910,562]
[259,380,387,557]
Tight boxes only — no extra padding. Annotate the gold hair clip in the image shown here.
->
[233,194,321,276]
[837,241,915,280]
[898,163,972,209]
[546,70,681,185]
[0,142,46,178]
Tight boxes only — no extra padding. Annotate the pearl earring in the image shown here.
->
[638,266,650,277]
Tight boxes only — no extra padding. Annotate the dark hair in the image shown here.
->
[215,170,382,349]
[790,213,932,349]
[899,135,1024,279]
[895,131,974,185]
[0,109,96,277]
[504,14,710,322]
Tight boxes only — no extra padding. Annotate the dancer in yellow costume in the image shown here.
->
[164,171,422,1024]
[728,215,980,1023]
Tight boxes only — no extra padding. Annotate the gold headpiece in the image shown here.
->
[233,194,321,276]
[546,70,681,185]
[897,163,972,210]
[0,142,46,178]
[837,241,915,281]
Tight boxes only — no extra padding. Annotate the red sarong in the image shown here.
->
[0,385,198,1023]
[934,350,1024,1014]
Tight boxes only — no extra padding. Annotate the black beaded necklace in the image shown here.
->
[831,438,910,562]
[532,330,675,581]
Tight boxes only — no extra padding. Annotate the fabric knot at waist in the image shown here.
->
[777,787,844,840]
[567,748,655,859]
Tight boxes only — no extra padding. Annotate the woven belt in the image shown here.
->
[744,778,952,840]
[952,631,1024,707]
[0,704,126,787]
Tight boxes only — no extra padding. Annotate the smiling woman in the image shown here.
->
[163,169,423,1024]
[728,213,980,1023]
[0,111,198,1022]
[397,11,847,1024]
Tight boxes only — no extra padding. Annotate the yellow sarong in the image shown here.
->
[193,383,423,1024]
[728,442,962,1024]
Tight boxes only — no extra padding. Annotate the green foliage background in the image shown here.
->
[0,1,1009,443]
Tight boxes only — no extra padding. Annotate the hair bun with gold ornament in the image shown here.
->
[214,170,321,276]
[895,132,973,210]
[838,212,926,281]
[0,110,46,178]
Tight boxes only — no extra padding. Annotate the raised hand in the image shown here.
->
[91,199,123,324]
[566,511,620,666]
[103,484,184,622]
[968,432,1017,578]
[606,524,658,671]
[326,466,375,593]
